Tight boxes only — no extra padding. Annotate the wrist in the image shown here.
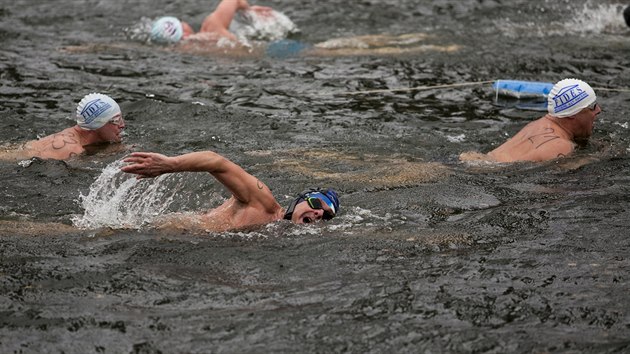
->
[169,155,182,173]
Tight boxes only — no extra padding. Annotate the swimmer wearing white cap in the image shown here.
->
[20,93,126,160]
[484,78,601,162]
[150,0,274,44]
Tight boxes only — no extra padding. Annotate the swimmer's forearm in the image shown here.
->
[122,151,232,179]
[171,151,229,173]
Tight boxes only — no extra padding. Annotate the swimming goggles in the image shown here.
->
[587,102,598,111]
[304,194,336,220]
[109,114,123,126]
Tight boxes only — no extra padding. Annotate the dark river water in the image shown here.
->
[2,0,630,352]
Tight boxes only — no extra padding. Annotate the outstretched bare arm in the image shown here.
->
[200,0,250,36]
[121,151,276,207]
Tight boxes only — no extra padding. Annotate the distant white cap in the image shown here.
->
[547,78,596,118]
[76,93,121,130]
[150,16,184,43]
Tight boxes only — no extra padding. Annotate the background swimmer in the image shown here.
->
[121,150,340,232]
[1,93,125,161]
[461,78,601,163]
[150,0,274,44]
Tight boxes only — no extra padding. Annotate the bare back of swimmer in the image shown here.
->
[462,78,601,163]
[1,93,126,161]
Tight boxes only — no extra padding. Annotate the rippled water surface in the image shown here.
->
[1,0,630,352]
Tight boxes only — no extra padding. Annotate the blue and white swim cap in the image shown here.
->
[150,16,183,43]
[76,93,121,130]
[283,187,340,221]
[547,78,596,118]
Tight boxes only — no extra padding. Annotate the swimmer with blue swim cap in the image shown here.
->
[283,188,340,224]
[121,150,341,232]
[482,78,601,163]
[150,0,274,44]
[12,93,126,161]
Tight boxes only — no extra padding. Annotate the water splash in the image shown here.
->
[230,9,299,42]
[72,159,184,230]
[494,2,628,38]
[567,3,628,34]
[122,17,154,43]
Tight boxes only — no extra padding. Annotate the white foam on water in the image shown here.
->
[446,134,467,143]
[328,207,394,232]
[122,17,155,43]
[230,9,299,43]
[72,159,184,230]
[566,2,628,34]
[494,2,628,38]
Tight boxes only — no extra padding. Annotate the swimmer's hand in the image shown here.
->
[237,0,250,10]
[121,152,175,179]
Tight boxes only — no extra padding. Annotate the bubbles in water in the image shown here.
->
[72,159,185,230]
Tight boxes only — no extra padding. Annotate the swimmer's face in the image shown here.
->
[98,114,125,142]
[290,199,335,224]
[574,102,601,139]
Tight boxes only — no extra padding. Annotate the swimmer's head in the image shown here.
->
[283,188,340,224]
[547,78,596,118]
[76,93,122,130]
[150,16,184,43]
[624,6,630,27]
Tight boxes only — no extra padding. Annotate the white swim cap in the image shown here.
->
[76,93,121,130]
[150,16,183,43]
[547,78,596,118]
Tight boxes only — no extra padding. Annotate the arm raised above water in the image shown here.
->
[200,0,250,34]
[121,151,277,207]
[199,0,274,39]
